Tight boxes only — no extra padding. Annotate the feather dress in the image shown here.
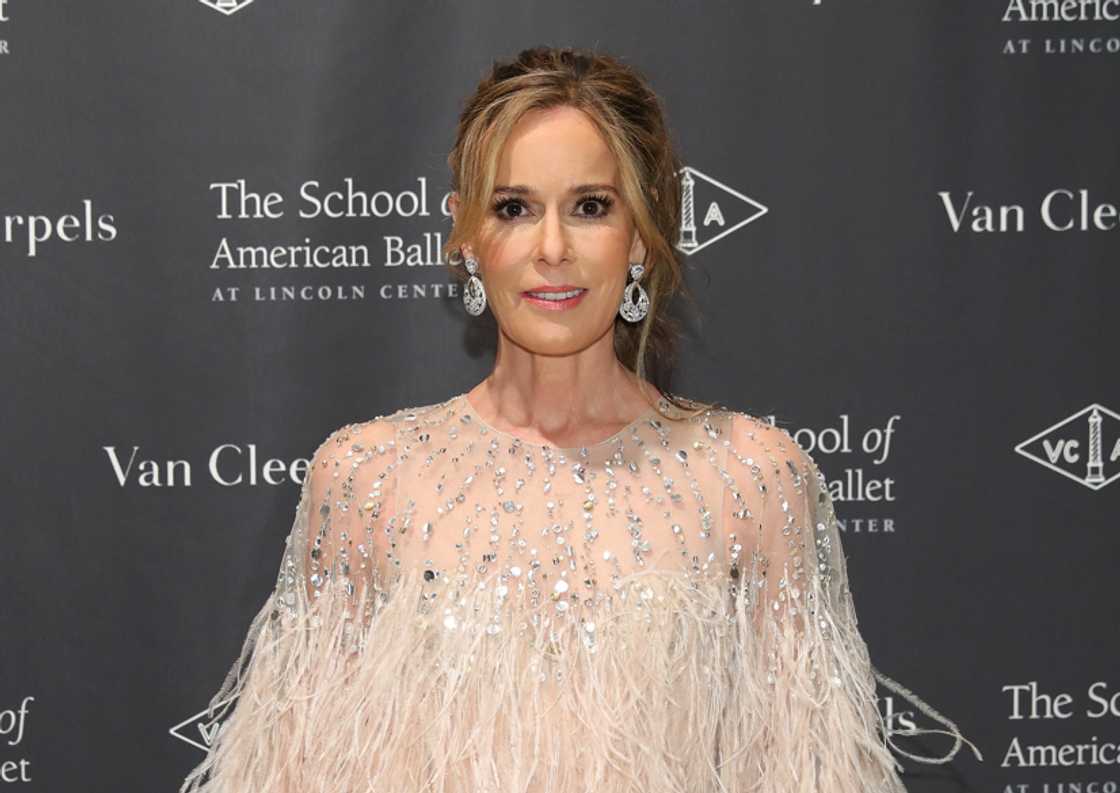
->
[180,392,981,793]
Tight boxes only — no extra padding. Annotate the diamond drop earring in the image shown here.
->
[618,263,649,323]
[462,252,487,316]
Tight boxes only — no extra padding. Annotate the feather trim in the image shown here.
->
[180,556,978,793]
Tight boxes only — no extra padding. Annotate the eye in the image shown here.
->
[489,193,615,222]
[491,196,527,221]
[576,193,614,218]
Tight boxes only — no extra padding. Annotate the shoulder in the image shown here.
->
[656,396,805,456]
[721,407,823,487]
[306,396,453,476]
[714,409,837,545]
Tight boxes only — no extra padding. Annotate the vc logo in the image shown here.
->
[197,0,256,15]
[1015,404,1120,490]
[169,695,236,752]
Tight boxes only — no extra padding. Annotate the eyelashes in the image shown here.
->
[490,193,615,222]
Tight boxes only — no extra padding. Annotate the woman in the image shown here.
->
[181,46,981,793]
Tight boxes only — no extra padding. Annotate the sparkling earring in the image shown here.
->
[462,253,487,316]
[618,263,649,323]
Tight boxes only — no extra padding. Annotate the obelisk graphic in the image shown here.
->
[1087,407,1104,484]
[678,170,697,250]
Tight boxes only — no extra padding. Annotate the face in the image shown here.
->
[450,105,647,355]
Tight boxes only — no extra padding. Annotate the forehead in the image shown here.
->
[496,105,617,183]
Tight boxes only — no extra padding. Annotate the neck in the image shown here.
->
[470,330,660,437]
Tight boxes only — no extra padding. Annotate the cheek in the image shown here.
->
[483,268,523,314]
[585,292,622,330]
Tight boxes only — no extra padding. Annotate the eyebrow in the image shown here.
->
[492,183,619,196]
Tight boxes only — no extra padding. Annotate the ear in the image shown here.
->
[627,229,648,266]
[448,193,475,260]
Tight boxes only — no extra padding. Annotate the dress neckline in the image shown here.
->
[454,392,660,452]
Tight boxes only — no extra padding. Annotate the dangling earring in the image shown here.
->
[618,262,649,323]
[462,252,487,316]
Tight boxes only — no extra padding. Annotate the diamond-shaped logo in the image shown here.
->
[675,166,769,256]
[197,0,256,15]
[169,695,237,752]
[1014,404,1120,490]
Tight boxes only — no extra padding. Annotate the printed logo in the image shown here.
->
[675,166,768,256]
[0,696,33,782]
[197,0,256,16]
[170,696,236,752]
[1001,0,1119,55]
[1014,404,1120,490]
[1,0,11,56]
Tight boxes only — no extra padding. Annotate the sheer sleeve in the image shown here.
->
[718,412,981,792]
[180,418,399,793]
[301,419,397,608]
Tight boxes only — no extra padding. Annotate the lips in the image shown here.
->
[523,286,586,300]
[523,285,584,293]
[522,286,589,310]
[523,284,586,298]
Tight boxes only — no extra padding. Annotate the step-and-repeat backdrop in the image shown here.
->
[2,2,1116,791]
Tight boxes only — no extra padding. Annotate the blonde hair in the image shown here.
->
[443,45,720,420]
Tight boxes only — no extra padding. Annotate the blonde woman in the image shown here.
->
[182,46,980,793]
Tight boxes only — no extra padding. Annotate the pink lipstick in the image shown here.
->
[522,285,588,311]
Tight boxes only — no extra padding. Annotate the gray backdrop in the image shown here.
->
[2,1,1117,791]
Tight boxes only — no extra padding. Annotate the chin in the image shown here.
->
[509,326,599,355]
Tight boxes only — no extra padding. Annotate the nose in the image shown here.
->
[535,204,570,266]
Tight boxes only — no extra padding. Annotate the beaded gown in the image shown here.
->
[180,392,978,793]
